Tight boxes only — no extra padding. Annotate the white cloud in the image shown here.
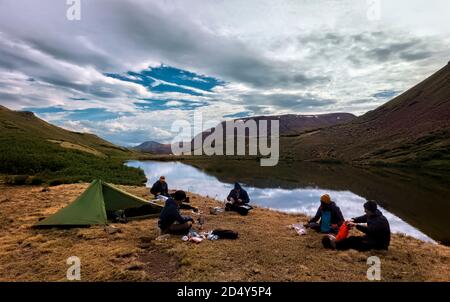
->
[0,0,448,144]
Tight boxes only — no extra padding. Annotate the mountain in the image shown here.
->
[235,113,356,136]
[280,62,450,168]
[189,112,356,152]
[0,105,145,185]
[134,113,355,155]
[134,141,173,154]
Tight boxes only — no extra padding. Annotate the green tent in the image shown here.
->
[34,179,162,227]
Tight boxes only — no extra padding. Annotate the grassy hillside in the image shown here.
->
[279,63,450,169]
[0,105,130,156]
[0,105,146,186]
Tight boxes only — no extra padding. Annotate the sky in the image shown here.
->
[0,0,449,146]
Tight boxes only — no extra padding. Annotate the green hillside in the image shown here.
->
[278,63,450,170]
[0,105,146,186]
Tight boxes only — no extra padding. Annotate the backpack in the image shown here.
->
[107,210,128,223]
[335,223,350,241]
[226,203,253,216]
[212,229,239,239]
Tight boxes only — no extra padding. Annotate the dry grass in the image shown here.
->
[0,183,449,281]
[47,140,106,158]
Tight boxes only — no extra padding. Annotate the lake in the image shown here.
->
[127,159,450,245]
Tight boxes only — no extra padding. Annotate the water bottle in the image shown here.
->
[198,215,205,230]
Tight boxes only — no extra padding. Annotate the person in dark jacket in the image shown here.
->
[305,194,344,234]
[225,182,252,215]
[227,182,250,205]
[322,200,391,251]
[158,190,193,234]
[150,176,169,198]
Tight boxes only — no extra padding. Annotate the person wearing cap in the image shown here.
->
[158,190,193,234]
[322,200,391,251]
[150,176,169,198]
[304,194,344,234]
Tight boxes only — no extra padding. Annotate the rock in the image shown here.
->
[104,226,121,235]
[41,187,50,192]
[0,196,10,203]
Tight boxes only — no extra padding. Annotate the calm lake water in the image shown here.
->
[127,160,450,244]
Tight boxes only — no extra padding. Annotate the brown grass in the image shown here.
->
[0,183,449,281]
[47,140,106,158]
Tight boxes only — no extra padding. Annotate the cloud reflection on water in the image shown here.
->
[127,160,434,243]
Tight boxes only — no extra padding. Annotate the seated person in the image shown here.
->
[322,200,391,251]
[227,182,250,205]
[226,182,252,214]
[304,194,344,234]
[150,176,169,198]
[158,190,193,235]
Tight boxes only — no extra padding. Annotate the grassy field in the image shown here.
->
[1,183,449,281]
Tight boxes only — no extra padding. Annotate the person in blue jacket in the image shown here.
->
[305,194,344,234]
[158,190,193,234]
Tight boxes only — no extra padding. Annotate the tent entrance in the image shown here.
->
[106,203,161,222]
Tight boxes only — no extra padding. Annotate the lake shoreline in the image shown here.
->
[1,183,449,281]
[127,159,446,244]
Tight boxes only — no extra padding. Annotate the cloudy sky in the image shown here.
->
[0,0,449,145]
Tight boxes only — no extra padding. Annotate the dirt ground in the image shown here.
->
[0,183,449,281]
